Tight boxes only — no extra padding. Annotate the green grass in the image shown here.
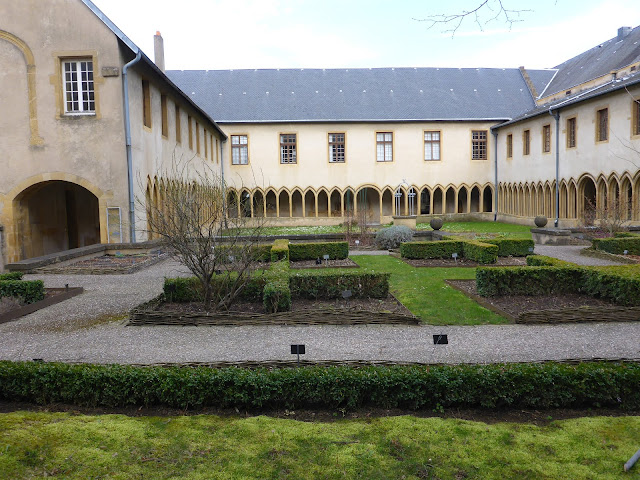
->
[351,255,507,325]
[224,225,346,236]
[416,221,532,239]
[1,411,639,479]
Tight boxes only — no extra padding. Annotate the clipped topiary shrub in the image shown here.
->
[289,241,349,261]
[482,238,535,257]
[0,280,44,304]
[289,271,389,299]
[270,239,290,262]
[163,275,265,303]
[592,237,640,255]
[0,272,23,281]
[375,226,414,250]
[400,240,463,259]
[581,267,640,306]
[263,260,291,312]
[526,255,576,267]
[462,239,498,264]
[476,266,584,297]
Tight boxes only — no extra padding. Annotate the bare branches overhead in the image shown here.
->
[415,0,532,37]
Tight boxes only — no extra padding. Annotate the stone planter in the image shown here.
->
[534,216,548,228]
[392,216,417,229]
[430,217,444,230]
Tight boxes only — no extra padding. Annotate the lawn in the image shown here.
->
[351,255,507,325]
[224,224,346,236]
[1,411,639,479]
[416,220,533,239]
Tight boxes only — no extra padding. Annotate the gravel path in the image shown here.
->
[0,253,638,366]
[533,245,626,266]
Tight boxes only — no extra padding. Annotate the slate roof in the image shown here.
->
[540,25,640,99]
[167,68,556,123]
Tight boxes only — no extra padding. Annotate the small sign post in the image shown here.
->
[323,254,330,266]
[433,334,448,345]
[291,344,305,365]
[452,252,458,264]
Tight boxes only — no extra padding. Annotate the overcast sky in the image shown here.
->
[91,0,640,71]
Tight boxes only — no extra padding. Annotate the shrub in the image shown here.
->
[0,361,638,411]
[0,280,44,304]
[400,241,463,259]
[581,267,640,306]
[526,255,576,267]
[375,226,414,250]
[0,272,23,281]
[263,260,291,312]
[163,275,265,303]
[482,238,535,257]
[289,241,349,261]
[270,239,290,262]
[476,266,583,297]
[214,244,271,262]
[289,271,389,299]
[592,237,640,255]
[462,239,498,264]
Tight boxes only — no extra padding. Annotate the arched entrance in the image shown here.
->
[14,181,100,259]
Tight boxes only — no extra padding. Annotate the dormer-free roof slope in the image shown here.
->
[167,67,556,123]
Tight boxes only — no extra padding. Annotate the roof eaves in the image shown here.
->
[79,0,227,140]
[216,117,513,124]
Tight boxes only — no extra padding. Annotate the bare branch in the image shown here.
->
[414,0,532,37]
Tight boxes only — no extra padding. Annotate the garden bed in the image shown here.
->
[128,294,418,326]
[289,258,359,269]
[37,252,168,274]
[404,257,527,268]
[0,287,84,324]
[445,279,637,324]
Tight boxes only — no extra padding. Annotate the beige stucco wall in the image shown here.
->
[221,121,495,193]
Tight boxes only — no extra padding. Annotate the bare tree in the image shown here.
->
[415,1,531,36]
[140,157,268,310]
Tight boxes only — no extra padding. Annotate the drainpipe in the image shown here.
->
[220,137,228,228]
[550,109,560,227]
[122,50,142,243]
[492,130,498,222]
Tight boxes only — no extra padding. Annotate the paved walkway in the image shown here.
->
[533,245,626,266]
[0,247,637,366]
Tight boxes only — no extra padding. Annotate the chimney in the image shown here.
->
[618,26,632,41]
[154,31,165,72]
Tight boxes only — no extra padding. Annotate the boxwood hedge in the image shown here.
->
[400,241,463,259]
[0,280,45,304]
[462,239,498,264]
[270,239,290,262]
[0,272,23,281]
[526,255,576,267]
[476,266,584,296]
[482,238,535,257]
[289,241,349,261]
[1,361,638,411]
[592,236,640,255]
[263,260,291,312]
[289,271,389,299]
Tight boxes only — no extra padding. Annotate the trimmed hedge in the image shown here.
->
[289,271,389,299]
[0,272,23,281]
[289,241,349,261]
[526,255,576,267]
[592,237,640,255]
[0,361,639,411]
[263,260,291,312]
[476,266,583,296]
[270,239,290,262]
[462,239,498,264]
[163,275,265,303]
[581,267,640,306]
[483,238,535,257]
[0,280,44,304]
[214,244,271,262]
[400,241,463,259]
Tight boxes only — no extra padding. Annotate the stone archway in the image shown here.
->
[13,181,100,259]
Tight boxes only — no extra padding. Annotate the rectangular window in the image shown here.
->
[634,99,640,136]
[424,131,441,161]
[506,134,513,158]
[142,79,151,128]
[188,116,193,150]
[280,134,297,164]
[328,133,345,163]
[471,130,487,160]
[195,121,200,154]
[63,59,95,114]
[523,130,530,155]
[204,129,208,158]
[567,117,577,148]
[175,105,181,143]
[231,135,249,165]
[542,125,551,153]
[597,108,608,142]
[376,132,393,162]
[161,95,168,137]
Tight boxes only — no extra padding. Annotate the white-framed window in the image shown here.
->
[328,133,345,163]
[63,59,95,114]
[280,134,297,164]
[424,131,441,161]
[231,135,249,165]
[376,132,393,162]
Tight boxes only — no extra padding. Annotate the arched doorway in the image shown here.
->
[14,181,100,259]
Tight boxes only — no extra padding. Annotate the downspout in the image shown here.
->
[220,137,228,228]
[550,108,560,227]
[122,50,142,243]
[492,130,498,222]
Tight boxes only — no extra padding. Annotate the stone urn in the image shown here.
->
[430,217,444,230]
[534,215,548,228]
